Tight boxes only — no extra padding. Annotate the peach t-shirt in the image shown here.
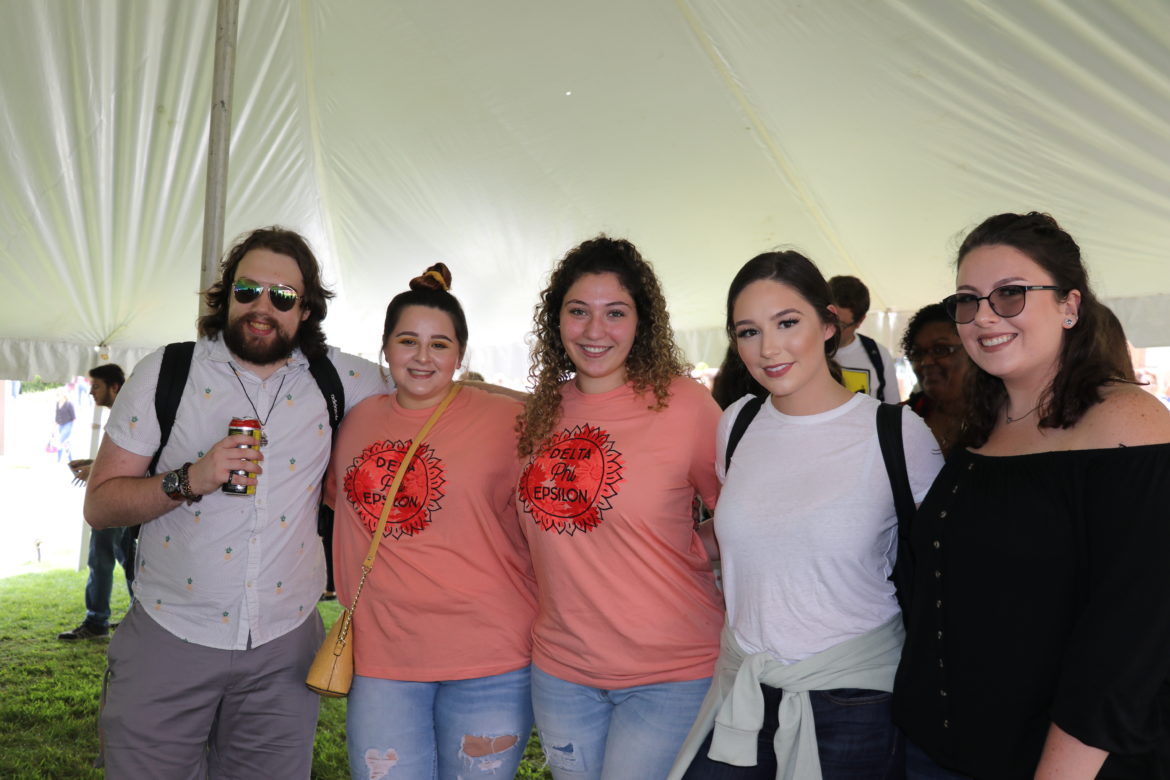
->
[329,386,537,681]
[517,376,724,688]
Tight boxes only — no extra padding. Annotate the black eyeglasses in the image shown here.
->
[232,277,301,312]
[942,285,1062,324]
[907,344,962,363]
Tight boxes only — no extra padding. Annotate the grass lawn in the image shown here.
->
[0,569,550,779]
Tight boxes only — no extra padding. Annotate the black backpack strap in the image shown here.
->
[307,353,345,444]
[148,341,195,477]
[876,402,916,621]
[724,395,766,473]
[858,334,887,401]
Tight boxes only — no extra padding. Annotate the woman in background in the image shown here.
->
[894,212,1170,779]
[900,303,971,458]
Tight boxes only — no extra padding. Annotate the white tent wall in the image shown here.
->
[1,0,1168,384]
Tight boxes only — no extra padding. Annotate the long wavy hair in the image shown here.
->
[517,236,689,457]
[956,212,1132,447]
[197,227,333,361]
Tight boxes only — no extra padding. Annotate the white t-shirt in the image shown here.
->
[836,336,900,403]
[714,392,942,663]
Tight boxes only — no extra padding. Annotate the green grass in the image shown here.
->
[0,569,550,779]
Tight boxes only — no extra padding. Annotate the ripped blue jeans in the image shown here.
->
[531,664,712,780]
[346,666,532,779]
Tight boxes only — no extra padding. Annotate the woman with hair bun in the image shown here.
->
[516,236,724,779]
[894,212,1170,778]
[327,263,538,779]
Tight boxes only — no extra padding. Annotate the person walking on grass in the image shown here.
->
[59,363,133,641]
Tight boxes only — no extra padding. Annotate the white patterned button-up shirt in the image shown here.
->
[105,337,388,649]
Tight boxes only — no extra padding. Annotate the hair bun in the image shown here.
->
[409,263,452,292]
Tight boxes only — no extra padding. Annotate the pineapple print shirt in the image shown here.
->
[105,337,388,650]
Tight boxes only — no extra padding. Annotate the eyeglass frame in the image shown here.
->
[942,285,1063,324]
[906,343,962,363]
[231,277,302,312]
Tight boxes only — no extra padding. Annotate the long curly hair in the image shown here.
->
[197,227,333,361]
[517,236,689,457]
[956,212,1132,448]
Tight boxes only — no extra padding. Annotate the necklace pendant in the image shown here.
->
[260,430,269,447]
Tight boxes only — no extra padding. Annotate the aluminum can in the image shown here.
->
[223,416,261,495]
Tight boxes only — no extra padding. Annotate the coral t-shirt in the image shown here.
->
[517,376,724,688]
[329,386,537,681]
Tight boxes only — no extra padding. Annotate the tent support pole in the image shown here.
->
[199,0,240,312]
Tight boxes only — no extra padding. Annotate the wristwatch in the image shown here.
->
[162,462,201,504]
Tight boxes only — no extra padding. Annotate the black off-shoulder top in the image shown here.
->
[894,445,1170,779]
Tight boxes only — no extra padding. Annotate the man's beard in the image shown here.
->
[224,314,298,366]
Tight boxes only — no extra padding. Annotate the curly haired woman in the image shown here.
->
[516,236,724,780]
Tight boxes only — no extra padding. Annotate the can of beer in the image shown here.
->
[223,416,261,495]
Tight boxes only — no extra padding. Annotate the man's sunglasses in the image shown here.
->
[942,285,1062,325]
[232,278,301,312]
[906,344,962,363]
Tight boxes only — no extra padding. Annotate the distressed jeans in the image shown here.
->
[530,663,711,780]
[346,666,532,780]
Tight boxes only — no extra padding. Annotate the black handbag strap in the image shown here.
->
[724,395,766,473]
[858,334,887,400]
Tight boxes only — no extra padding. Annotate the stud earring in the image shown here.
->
[1064,318,1074,327]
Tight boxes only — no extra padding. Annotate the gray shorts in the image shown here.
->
[100,601,325,779]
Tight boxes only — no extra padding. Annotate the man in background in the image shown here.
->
[828,275,900,403]
[58,363,131,640]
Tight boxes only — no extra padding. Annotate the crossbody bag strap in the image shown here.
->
[335,382,462,641]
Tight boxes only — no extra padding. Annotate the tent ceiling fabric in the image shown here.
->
[1,0,1168,383]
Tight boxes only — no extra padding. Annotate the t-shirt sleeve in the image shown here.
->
[878,343,901,403]
[900,407,944,502]
[329,349,392,412]
[1051,445,1170,754]
[104,347,166,459]
[682,379,722,510]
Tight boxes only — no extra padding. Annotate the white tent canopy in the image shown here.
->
[2,0,1168,383]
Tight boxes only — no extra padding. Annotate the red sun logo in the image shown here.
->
[518,424,624,535]
[344,439,446,538]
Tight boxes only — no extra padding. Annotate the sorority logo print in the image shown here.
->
[344,439,446,538]
[518,424,624,535]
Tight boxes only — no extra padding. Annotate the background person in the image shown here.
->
[54,389,76,462]
[59,363,132,640]
[900,304,971,458]
[674,251,942,780]
[515,236,724,780]
[329,264,537,779]
[894,212,1170,779]
[828,275,900,402]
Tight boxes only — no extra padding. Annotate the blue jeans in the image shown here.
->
[346,666,532,780]
[531,664,712,780]
[84,527,134,629]
[682,685,903,780]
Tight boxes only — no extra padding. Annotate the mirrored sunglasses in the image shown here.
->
[232,278,301,312]
[942,284,1062,324]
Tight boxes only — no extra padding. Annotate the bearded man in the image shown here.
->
[85,227,388,778]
